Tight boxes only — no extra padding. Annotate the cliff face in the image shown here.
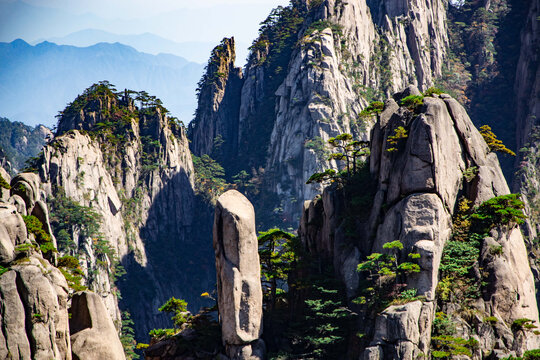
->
[189,0,449,226]
[0,170,125,360]
[514,0,540,242]
[35,83,215,340]
[299,89,540,358]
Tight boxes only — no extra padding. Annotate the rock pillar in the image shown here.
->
[213,190,264,360]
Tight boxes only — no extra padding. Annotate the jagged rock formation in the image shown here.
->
[213,190,264,360]
[0,171,124,360]
[189,38,243,158]
[189,0,449,225]
[34,83,215,340]
[299,88,540,358]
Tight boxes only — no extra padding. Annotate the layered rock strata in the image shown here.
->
[213,190,264,360]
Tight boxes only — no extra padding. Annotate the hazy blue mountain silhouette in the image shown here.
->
[0,39,204,126]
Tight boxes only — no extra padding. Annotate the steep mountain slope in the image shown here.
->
[0,40,203,126]
[0,117,51,171]
[31,83,215,340]
[189,0,449,227]
[299,89,539,358]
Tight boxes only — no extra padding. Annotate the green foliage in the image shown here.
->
[291,277,355,359]
[358,101,385,119]
[470,194,526,233]
[462,166,478,182]
[119,311,140,359]
[57,255,87,291]
[59,268,87,291]
[48,187,102,254]
[386,126,408,152]
[432,312,456,336]
[159,297,190,329]
[306,169,337,185]
[356,240,421,309]
[306,133,369,184]
[512,318,537,332]
[258,229,298,310]
[22,215,56,255]
[480,125,516,156]
[431,335,479,359]
[305,136,330,162]
[148,328,176,339]
[484,316,498,324]
[0,265,9,276]
[423,87,444,97]
[0,172,10,189]
[400,95,424,110]
[192,154,229,204]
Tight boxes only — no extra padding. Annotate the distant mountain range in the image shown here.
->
[0,39,205,127]
[32,29,247,64]
[0,117,51,172]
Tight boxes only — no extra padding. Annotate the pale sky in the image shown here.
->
[0,0,291,45]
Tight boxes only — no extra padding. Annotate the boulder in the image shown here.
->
[213,190,263,359]
[0,203,28,265]
[69,291,126,360]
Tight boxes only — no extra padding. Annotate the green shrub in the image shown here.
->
[471,194,526,232]
[386,126,408,152]
[400,95,424,109]
[358,101,385,118]
[524,349,540,360]
[431,335,479,358]
[480,125,516,156]
[512,318,536,332]
[423,87,444,97]
[159,297,190,329]
[0,173,10,190]
[0,265,9,276]
[484,316,498,325]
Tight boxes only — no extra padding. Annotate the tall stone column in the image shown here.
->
[213,190,265,360]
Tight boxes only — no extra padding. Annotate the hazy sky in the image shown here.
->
[0,0,290,45]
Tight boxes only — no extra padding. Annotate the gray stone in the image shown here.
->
[213,190,263,358]
[70,291,126,360]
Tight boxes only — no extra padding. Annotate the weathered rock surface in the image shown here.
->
[0,176,125,360]
[189,0,449,226]
[37,89,215,339]
[70,291,126,360]
[299,88,540,358]
[213,190,263,359]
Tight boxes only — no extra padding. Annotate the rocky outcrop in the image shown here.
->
[0,171,124,360]
[70,291,126,360]
[189,0,450,226]
[213,190,264,360]
[300,88,540,358]
[188,38,243,160]
[37,85,215,339]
